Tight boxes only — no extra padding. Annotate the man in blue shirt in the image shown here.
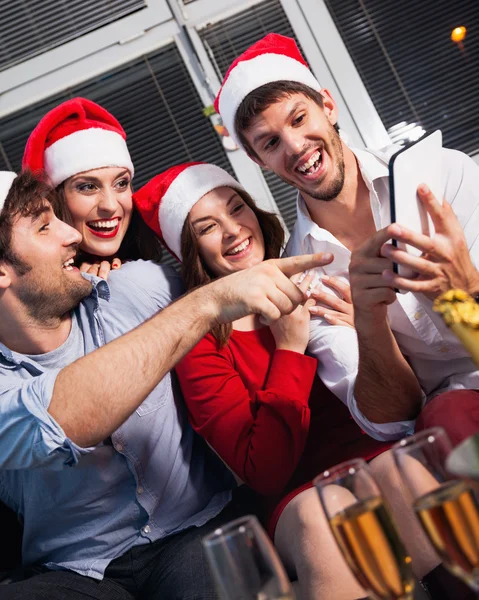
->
[0,170,330,600]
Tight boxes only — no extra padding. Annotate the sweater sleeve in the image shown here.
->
[175,336,317,495]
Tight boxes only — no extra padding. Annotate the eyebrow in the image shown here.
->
[226,191,240,206]
[252,102,303,146]
[30,204,52,224]
[69,169,129,185]
[191,191,241,226]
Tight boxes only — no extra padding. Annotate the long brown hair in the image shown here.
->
[180,187,285,347]
[56,184,164,264]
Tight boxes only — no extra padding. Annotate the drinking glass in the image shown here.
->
[393,427,479,592]
[314,458,414,600]
[202,514,295,600]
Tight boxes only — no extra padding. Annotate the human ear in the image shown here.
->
[248,153,267,169]
[320,89,339,127]
[0,262,12,290]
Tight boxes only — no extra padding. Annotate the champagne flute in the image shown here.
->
[314,458,414,600]
[202,514,295,600]
[393,427,479,592]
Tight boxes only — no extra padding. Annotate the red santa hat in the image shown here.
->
[0,172,17,213]
[22,97,134,187]
[214,33,321,150]
[134,162,245,261]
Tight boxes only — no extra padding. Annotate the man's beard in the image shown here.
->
[284,123,346,201]
[16,270,92,323]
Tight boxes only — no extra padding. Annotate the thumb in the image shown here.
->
[274,252,333,278]
[304,298,316,310]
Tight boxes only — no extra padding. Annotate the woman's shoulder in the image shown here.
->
[120,258,179,278]
[108,259,184,310]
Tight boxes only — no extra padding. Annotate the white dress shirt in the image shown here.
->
[286,145,479,441]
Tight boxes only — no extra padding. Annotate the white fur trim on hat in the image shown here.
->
[218,54,321,149]
[0,172,17,212]
[159,164,244,260]
[44,128,134,186]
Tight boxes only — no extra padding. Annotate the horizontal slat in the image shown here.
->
[0,42,233,268]
[199,0,304,231]
[0,0,146,71]
[325,0,479,156]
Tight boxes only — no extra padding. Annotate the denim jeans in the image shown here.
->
[2,486,258,600]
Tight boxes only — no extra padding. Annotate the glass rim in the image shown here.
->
[202,514,259,546]
[392,427,450,454]
[313,457,368,487]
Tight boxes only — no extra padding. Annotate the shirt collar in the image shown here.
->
[294,145,397,246]
[0,275,110,366]
[83,273,111,302]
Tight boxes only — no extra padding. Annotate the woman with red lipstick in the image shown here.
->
[133,162,390,600]
[22,97,162,276]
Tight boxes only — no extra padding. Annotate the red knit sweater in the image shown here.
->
[176,326,389,501]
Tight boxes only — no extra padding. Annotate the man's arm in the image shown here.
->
[349,226,424,424]
[49,252,333,447]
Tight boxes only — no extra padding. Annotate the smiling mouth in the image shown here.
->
[296,149,322,176]
[62,257,76,271]
[86,217,121,238]
[225,237,251,256]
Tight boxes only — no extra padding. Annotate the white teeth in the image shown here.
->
[88,218,119,229]
[298,150,322,173]
[226,238,250,255]
[63,258,75,269]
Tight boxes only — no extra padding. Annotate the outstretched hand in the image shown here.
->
[380,185,479,300]
[212,252,334,326]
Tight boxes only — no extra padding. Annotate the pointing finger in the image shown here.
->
[359,224,403,257]
[274,252,333,278]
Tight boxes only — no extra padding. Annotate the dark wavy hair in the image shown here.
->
[0,169,58,274]
[180,187,285,347]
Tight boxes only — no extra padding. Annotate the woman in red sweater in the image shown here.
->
[133,163,440,599]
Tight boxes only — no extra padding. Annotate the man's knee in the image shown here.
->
[417,389,479,445]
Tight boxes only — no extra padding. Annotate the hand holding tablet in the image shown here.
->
[389,130,443,279]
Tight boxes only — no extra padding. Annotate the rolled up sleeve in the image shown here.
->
[0,369,93,470]
[308,318,419,441]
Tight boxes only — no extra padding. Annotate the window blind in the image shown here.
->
[0,42,233,266]
[0,0,147,72]
[199,0,305,232]
[325,0,479,155]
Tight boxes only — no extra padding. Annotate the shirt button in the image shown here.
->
[440,346,449,353]
[137,486,144,495]
[142,525,151,534]
[115,443,123,452]
[414,311,423,320]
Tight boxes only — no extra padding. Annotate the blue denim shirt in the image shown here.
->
[0,260,234,579]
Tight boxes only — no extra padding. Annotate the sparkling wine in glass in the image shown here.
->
[393,426,479,592]
[202,514,295,600]
[314,458,414,600]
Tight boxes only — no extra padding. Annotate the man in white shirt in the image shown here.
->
[214,32,479,445]
[214,32,479,600]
